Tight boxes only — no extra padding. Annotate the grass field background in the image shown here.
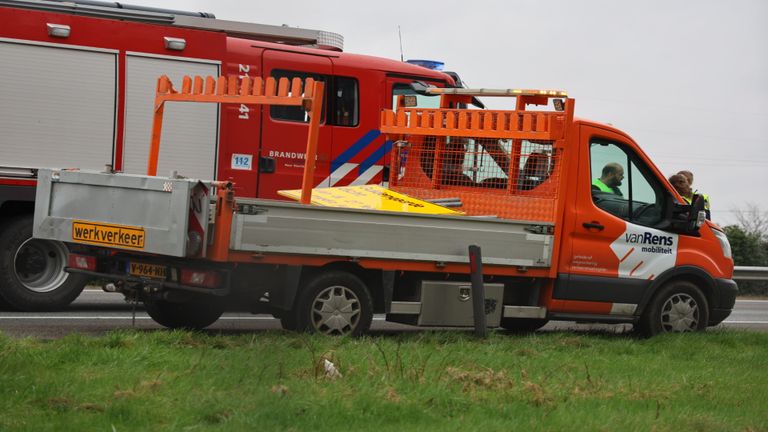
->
[1,329,766,431]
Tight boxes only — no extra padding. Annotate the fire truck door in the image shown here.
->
[381,78,444,183]
[259,50,332,198]
[560,125,671,309]
[321,70,374,188]
[321,76,443,189]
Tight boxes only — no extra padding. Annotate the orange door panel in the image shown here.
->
[555,124,679,311]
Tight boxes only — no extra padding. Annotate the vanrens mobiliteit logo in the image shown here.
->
[625,232,674,255]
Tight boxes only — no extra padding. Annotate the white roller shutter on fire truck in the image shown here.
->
[122,54,220,180]
[0,40,116,170]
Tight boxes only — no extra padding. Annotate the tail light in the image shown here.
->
[180,268,220,288]
[186,231,203,257]
[68,253,96,271]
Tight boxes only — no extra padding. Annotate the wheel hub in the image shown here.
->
[13,239,69,293]
[661,293,699,332]
[311,285,361,335]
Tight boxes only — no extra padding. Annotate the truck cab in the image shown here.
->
[556,119,736,333]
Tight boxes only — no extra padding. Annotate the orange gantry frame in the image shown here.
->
[381,88,573,140]
[148,75,324,204]
[379,88,575,222]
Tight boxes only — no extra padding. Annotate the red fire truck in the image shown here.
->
[0,0,462,310]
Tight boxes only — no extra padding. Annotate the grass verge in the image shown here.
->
[1,329,766,431]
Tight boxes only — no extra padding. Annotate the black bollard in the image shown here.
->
[468,245,487,338]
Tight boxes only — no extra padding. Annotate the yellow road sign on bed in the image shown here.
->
[278,185,461,215]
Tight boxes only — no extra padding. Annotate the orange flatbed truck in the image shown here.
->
[33,76,736,336]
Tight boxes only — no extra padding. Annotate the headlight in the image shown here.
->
[713,229,732,259]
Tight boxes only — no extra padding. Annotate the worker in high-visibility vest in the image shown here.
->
[669,173,692,202]
[669,173,711,221]
[592,163,624,196]
[678,170,711,219]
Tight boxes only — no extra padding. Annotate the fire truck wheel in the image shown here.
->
[639,280,709,337]
[499,318,549,333]
[144,296,224,330]
[0,215,88,311]
[295,271,373,336]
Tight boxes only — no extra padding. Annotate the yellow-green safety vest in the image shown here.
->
[592,178,619,195]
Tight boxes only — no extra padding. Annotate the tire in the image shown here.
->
[144,296,224,330]
[0,215,88,311]
[295,271,373,336]
[500,318,549,333]
[638,280,709,337]
[278,312,298,331]
[0,290,12,310]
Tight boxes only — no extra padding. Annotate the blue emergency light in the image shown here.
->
[406,59,444,71]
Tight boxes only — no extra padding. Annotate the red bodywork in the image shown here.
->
[0,6,453,199]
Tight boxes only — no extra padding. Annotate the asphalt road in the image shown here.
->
[1,290,766,338]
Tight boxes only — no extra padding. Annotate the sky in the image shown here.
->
[147,0,767,226]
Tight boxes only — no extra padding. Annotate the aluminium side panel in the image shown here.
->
[418,281,505,327]
[232,200,553,267]
[0,39,116,170]
[122,53,220,179]
[33,169,204,257]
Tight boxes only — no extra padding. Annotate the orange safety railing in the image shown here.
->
[381,107,567,140]
[380,89,573,222]
[149,75,324,204]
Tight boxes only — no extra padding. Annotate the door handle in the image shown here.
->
[582,221,605,231]
[259,156,276,173]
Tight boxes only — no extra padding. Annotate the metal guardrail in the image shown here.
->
[733,266,768,281]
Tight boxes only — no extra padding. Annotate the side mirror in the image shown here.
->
[470,96,485,109]
[409,81,431,95]
[687,195,707,231]
[669,194,705,235]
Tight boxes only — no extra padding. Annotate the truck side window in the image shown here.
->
[269,70,326,123]
[589,140,664,226]
[269,70,358,127]
[334,76,359,127]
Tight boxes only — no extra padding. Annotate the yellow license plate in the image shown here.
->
[129,262,166,279]
[72,220,145,250]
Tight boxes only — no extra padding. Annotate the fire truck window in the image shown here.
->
[269,70,326,123]
[392,83,440,109]
[590,140,664,226]
[333,77,359,127]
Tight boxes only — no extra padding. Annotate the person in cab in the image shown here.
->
[592,163,624,196]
